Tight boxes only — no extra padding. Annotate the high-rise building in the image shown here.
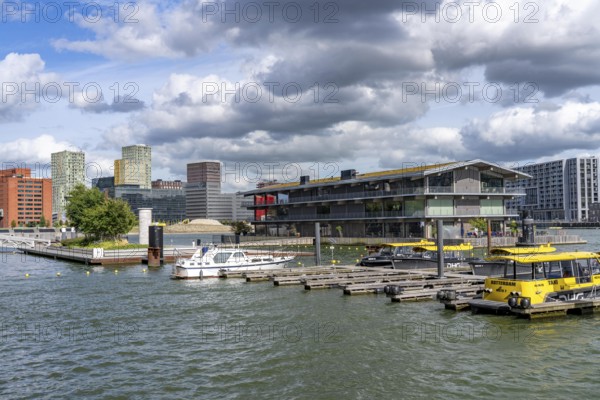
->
[51,150,85,221]
[187,161,221,187]
[185,161,252,221]
[152,179,183,190]
[506,157,599,221]
[114,145,151,189]
[0,168,52,228]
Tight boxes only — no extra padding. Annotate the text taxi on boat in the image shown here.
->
[475,251,600,309]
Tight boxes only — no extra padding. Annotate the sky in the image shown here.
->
[1,0,600,191]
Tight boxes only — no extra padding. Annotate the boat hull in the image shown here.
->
[391,257,466,270]
[171,258,293,279]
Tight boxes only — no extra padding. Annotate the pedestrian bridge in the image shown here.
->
[0,234,51,249]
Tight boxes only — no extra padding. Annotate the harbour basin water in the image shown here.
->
[1,230,600,399]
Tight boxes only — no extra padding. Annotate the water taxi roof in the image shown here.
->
[413,243,474,252]
[489,243,555,255]
[488,252,600,263]
[381,240,435,247]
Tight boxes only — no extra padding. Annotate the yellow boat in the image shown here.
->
[391,243,474,269]
[477,252,600,310]
[470,243,557,277]
[488,243,555,256]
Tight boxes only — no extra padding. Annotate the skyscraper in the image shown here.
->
[114,144,152,189]
[51,150,85,221]
[185,161,252,221]
[506,157,599,221]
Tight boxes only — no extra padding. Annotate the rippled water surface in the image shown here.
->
[2,230,600,399]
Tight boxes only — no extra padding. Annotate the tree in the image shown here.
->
[231,221,252,235]
[66,184,105,231]
[508,220,519,237]
[468,218,488,235]
[10,220,16,228]
[39,215,47,227]
[65,184,137,241]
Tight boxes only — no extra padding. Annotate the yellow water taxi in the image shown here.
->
[470,243,557,277]
[478,252,600,309]
[358,239,434,267]
[488,243,555,256]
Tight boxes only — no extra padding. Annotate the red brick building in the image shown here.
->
[0,168,52,228]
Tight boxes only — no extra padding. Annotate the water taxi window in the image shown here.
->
[380,247,393,256]
[545,261,562,279]
[591,259,600,275]
[576,260,591,278]
[395,247,412,255]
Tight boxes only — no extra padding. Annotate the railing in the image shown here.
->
[251,210,426,222]
[251,207,521,222]
[244,186,525,206]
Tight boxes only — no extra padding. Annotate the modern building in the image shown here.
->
[186,161,253,221]
[242,160,529,237]
[51,150,85,221]
[152,179,183,190]
[0,168,52,228]
[91,178,186,223]
[91,176,115,193]
[506,157,599,221]
[113,185,186,224]
[114,145,152,189]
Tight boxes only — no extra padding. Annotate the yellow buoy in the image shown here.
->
[56,272,61,277]
[86,271,90,275]
[25,273,30,278]
[142,269,147,273]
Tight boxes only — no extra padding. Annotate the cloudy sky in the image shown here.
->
[1,0,600,191]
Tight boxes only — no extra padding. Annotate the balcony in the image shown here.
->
[250,207,520,222]
[245,186,525,207]
[251,210,425,222]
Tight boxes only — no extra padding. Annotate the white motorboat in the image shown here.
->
[171,245,295,279]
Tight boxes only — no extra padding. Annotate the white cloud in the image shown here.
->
[0,53,59,121]
[0,134,76,165]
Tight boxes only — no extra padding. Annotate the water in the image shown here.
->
[2,231,600,399]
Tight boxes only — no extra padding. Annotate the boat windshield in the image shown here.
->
[214,252,234,263]
[507,258,597,282]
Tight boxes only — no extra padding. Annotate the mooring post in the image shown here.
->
[437,219,444,279]
[315,222,321,266]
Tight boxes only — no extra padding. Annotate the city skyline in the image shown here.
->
[1,2,600,192]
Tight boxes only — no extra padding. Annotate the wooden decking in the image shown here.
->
[218,264,488,304]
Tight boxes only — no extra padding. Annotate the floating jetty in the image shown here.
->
[468,298,600,319]
[18,244,304,266]
[18,245,197,265]
[219,264,487,303]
